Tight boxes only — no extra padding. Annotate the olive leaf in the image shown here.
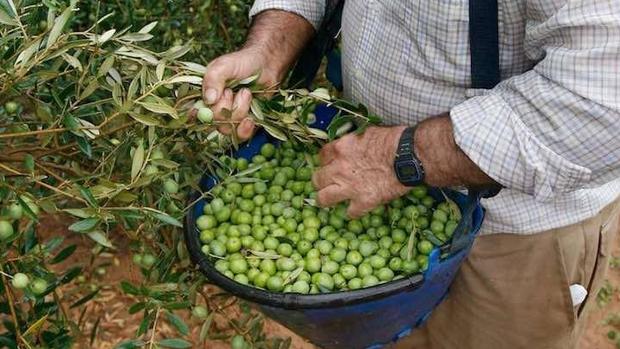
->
[0,4,17,26]
[283,267,304,286]
[227,70,261,89]
[246,250,280,260]
[422,229,445,246]
[406,224,418,261]
[23,315,49,337]
[128,112,162,126]
[138,100,178,118]
[87,231,115,249]
[97,55,115,77]
[15,38,42,66]
[138,21,158,34]
[439,189,462,221]
[309,87,331,101]
[119,33,154,42]
[327,114,355,140]
[199,314,214,342]
[47,0,77,48]
[131,141,145,181]
[68,218,100,232]
[95,29,116,44]
[158,338,193,349]
[263,124,288,141]
[250,99,265,120]
[165,311,189,336]
[151,211,183,228]
[168,75,202,85]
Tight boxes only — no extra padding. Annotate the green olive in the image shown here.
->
[197,144,459,293]
[163,179,179,194]
[0,220,14,240]
[31,278,48,295]
[8,203,23,220]
[4,101,19,114]
[192,305,208,319]
[11,273,29,289]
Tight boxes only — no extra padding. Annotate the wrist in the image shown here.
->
[243,9,315,84]
[393,126,425,187]
[415,113,472,187]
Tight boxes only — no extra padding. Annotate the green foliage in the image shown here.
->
[0,1,379,348]
[14,0,252,63]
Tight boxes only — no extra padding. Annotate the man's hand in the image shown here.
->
[312,115,498,218]
[312,126,411,218]
[202,48,280,139]
[201,10,314,140]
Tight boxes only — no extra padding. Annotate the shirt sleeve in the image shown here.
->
[450,0,620,202]
[250,0,326,30]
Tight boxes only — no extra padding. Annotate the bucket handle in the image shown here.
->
[448,186,500,254]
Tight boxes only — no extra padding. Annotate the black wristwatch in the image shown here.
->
[394,126,425,187]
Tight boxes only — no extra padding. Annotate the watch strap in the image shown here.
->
[395,126,425,185]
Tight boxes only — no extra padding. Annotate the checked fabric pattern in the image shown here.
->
[250,0,620,235]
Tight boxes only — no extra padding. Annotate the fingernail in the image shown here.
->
[205,89,217,104]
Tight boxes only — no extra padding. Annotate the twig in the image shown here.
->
[0,128,69,139]
[0,163,87,204]
[147,307,161,349]
[0,266,23,343]
[35,162,68,183]
[0,125,101,140]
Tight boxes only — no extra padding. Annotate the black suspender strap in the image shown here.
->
[288,0,344,89]
[290,0,501,90]
[469,0,501,89]
[467,0,504,200]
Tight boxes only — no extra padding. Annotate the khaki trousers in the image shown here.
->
[392,197,620,349]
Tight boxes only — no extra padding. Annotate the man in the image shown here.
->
[202,1,620,348]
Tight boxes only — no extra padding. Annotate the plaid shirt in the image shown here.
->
[250,0,620,235]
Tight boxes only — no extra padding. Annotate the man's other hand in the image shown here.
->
[312,126,410,218]
[201,47,282,140]
[199,10,315,141]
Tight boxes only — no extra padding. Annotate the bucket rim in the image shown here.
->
[183,190,483,309]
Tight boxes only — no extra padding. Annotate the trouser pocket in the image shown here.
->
[579,207,619,316]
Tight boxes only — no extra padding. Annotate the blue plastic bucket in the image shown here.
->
[184,105,485,349]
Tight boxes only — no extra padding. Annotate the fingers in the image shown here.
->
[211,88,254,139]
[238,118,256,140]
[203,59,236,105]
[317,184,349,208]
[347,199,373,219]
[312,165,338,190]
[319,142,338,166]
[213,89,234,134]
[232,89,254,140]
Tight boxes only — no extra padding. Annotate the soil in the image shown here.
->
[33,215,620,348]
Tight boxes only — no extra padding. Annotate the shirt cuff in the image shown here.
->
[249,0,325,30]
[450,93,591,202]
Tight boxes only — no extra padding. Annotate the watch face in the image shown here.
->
[396,162,419,181]
[400,165,417,177]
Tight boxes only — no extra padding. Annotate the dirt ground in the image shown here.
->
[36,214,620,349]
